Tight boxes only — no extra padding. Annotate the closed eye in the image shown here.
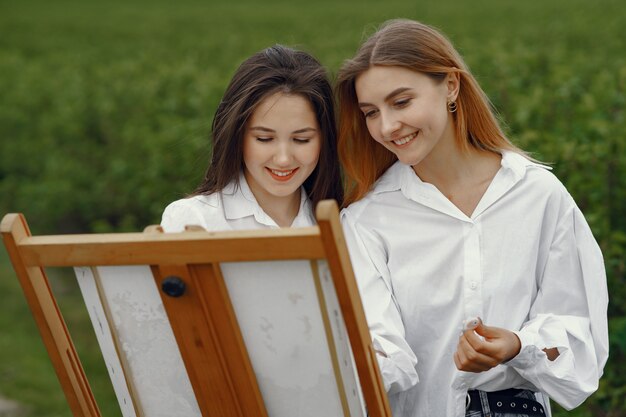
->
[394,98,411,108]
[256,137,273,142]
[293,138,311,144]
[363,109,378,119]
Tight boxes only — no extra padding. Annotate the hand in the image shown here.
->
[453,319,521,373]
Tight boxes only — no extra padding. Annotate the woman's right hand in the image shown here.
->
[453,321,522,373]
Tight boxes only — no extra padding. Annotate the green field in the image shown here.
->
[1,0,625,415]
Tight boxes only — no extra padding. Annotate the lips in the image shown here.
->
[267,167,299,181]
[392,131,418,146]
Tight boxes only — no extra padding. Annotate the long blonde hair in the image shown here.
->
[337,19,526,206]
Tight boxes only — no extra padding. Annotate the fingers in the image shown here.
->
[466,325,516,361]
[474,321,499,339]
[454,324,522,372]
[463,316,481,331]
[455,350,498,372]
[455,331,499,372]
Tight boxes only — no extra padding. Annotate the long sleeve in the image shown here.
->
[160,199,205,232]
[160,194,233,232]
[341,209,419,395]
[506,194,609,409]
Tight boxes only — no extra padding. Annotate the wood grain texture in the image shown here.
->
[1,214,101,417]
[316,200,392,417]
[153,263,268,417]
[11,224,324,267]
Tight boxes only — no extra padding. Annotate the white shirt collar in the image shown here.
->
[221,172,262,221]
[371,150,551,221]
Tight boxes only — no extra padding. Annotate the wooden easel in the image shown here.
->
[1,200,391,417]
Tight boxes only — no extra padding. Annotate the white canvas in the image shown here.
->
[221,260,366,417]
[75,265,200,417]
[76,261,366,417]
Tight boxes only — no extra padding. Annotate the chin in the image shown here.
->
[397,155,424,167]
[268,186,299,198]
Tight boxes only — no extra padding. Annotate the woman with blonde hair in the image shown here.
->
[337,19,607,417]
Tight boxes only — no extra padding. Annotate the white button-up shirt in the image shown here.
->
[341,151,608,417]
[161,173,315,232]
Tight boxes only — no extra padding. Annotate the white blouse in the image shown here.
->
[161,173,316,232]
[341,151,608,417]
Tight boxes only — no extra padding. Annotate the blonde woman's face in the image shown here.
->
[355,65,457,167]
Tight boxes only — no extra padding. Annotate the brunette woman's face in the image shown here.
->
[243,92,321,203]
[355,65,458,167]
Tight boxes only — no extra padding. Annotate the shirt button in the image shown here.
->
[470,281,477,290]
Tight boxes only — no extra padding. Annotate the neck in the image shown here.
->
[243,174,301,227]
[413,140,502,218]
[260,191,301,228]
[413,136,499,190]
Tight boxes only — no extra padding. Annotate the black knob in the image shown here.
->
[161,276,186,297]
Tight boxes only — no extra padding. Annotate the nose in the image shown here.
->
[380,111,401,139]
[273,142,293,167]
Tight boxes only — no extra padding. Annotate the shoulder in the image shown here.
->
[163,193,221,215]
[505,152,569,198]
[503,152,579,223]
[342,161,405,223]
[161,194,224,232]
[525,165,567,197]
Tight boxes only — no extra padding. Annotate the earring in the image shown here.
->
[447,100,457,113]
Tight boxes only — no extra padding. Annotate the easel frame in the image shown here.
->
[1,200,391,417]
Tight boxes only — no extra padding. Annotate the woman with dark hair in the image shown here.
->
[336,19,608,417]
[161,45,342,231]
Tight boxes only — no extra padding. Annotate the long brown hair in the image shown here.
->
[337,19,526,206]
[194,44,343,208]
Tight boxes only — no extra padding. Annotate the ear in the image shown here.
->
[446,71,460,102]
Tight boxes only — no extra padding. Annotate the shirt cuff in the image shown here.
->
[505,329,546,369]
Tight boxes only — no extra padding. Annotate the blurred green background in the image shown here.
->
[1,0,625,415]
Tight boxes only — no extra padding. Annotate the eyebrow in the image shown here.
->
[249,126,318,134]
[358,87,413,108]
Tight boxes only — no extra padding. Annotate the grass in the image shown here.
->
[0,247,120,416]
[1,0,624,415]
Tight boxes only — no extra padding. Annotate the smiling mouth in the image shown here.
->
[392,131,418,146]
[267,167,299,181]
